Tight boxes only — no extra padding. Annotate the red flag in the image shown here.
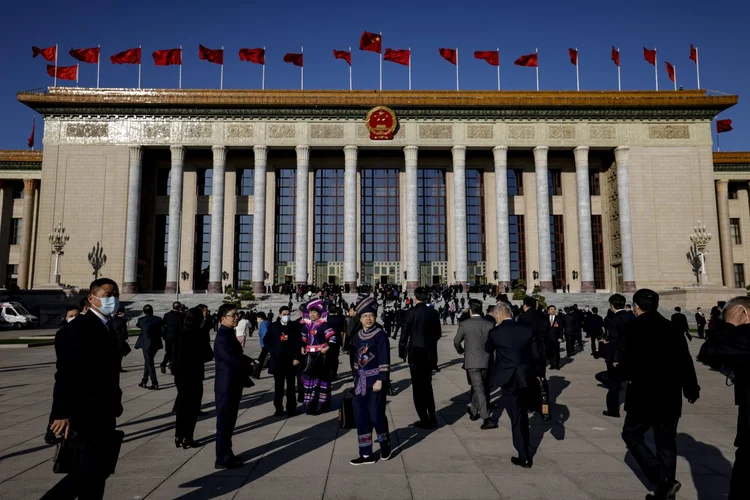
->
[611,46,620,67]
[359,31,382,53]
[384,48,410,66]
[333,50,352,66]
[28,116,35,149]
[665,62,676,82]
[514,53,538,67]
[439,48,457,65]
[717,119,733,133]
[568,48,578,66]
[47,64,78,81]
[474,50,499,66]
[32,46,56,62]
[199,44,223,65]
[69,47,100,64]
[689,44,698,63]
[239,48,265,64]
[283,53,303,67]
[153,48,182,66]
[111,48,141,64]
[643,47,656,65]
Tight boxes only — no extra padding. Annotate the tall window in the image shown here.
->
[508,169,524,196]
[731,218,742,245]
[234,215,253,288]
[10,218,21,245]
[5,264,18,289]
[550,215,566,289]
[589,170,601,196]
[236,169,255,196]
[193,215,211,290]
[418,169,447,263]
[361,169,400,283]
[592,215,605,289]
[156,168,171,196]
[509,215,526,285]
[735,264,746,289]
[152,215,168,290]
[314,170,344,263]
[197,168,213,196]
[466,169,486,263]
[548,169,562,196]
[274,169,296,281]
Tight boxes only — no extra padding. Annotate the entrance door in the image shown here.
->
[380,275,388,285]
[284,275,294,285]
[328,275,337,285]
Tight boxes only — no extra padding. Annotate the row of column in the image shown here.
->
[122,144,636,294]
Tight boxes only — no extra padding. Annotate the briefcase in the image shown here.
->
[52,437,75,474]
[338,388,356,429]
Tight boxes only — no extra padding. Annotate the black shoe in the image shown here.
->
[182,439,202,449]
[467,408,480,421]
[480,419,498,430]
[510,456,532,469]
[119,369,127,373]
[148,385,159,390]
[138,382,147,388]
[197,410,209,417]
[287,410,297,418]
[273,410,285,417]
[602,410,621,418]
[655,480,681,500]
[350,455,377,466]
[215,459,243,470]
[411,420,435,430]
[380,442,393,461]
[174,437,183,448]
[160,365,167,374]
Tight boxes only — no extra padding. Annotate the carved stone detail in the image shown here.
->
[183,123,212,139]
[648,124,689,139]
[589,125,616,140]
[144,123,170,140]
[66,123,108,138]
[226,123,254,139]
[310,124,344,139]
[419,124,452,140]
[357,124,369,138]
[508,125,535,140]
[467,125,493,139]
[548,125,575,140]
[269,124,296,139]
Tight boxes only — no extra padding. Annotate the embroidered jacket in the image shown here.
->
[351,325,390,389]
[301,317,336,353]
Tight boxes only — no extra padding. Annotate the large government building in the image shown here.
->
[0,88,745,297]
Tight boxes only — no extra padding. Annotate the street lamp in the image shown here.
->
[48,221,70,286]
[690,220,712,285]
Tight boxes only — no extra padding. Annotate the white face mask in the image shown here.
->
[280,315,290,325]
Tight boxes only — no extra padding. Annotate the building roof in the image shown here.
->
[714,152,750,172]
[0,150,43,168]
[17,88,737,120]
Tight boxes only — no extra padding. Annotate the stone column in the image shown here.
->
[251,145,268,294]
[574,146,596,292]
[716,179,735,287]
[534,146,553,292]
[452,146,468,290]
[295,145,310,284]
[123,146,143,294]
[404,146,419,292]
[493,146,511,290]
[614,146,636,293]
[208,146,226,293]
[165,146,185,294]
[0,182,10,286]
[344,145,358,290]
[16,179,37,290]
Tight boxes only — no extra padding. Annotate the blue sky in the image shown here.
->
[0,0,746,150]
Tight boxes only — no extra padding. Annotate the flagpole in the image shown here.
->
[54,44,58,88]
[301,46,304,90]
[220,46,224,90]
[654,47,658,91]
[76,64,79,88]
[456,47,459,91]
[179,45,182,89]
[696,46,701,89]
[379,32,383,91]
[575,47,580,91]
[535,47,539,91]
[30,115,35,151]
[262,46,266,90]
[617,47,621,91]
[673,65,677,91]
[716,124,721,152]
[408,48,412,91]
[138,45,142,89]
[497,47,500,91]
[97,44,100,88]
[349,46,352,91]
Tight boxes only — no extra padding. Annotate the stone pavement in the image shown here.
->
[0,322,737,500]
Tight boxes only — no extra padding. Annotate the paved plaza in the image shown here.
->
[0,322,737,500]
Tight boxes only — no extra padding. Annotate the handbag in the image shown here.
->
[52,429,124,475]
[134,333,143,350]
[538,378,551,421]
[52,437,74,474]
[338,388,356,429]
[302,352,325,377]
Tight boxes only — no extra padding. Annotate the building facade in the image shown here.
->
[4,88,739,294]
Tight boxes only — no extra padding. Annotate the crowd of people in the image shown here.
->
[41,277,749,500]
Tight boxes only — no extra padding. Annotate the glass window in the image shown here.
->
[466,169,486,263]
[197,168,213,196]
[735,263,746,289]
[508,169,523,196]
[509,215,526,284]
[234,215,253,288]
[731,218,742,245]
[156,168,171,196]
[418,169,446,263]
[592,215,605,289]
[10,218,21,245]
[193,215,211,290]
[550,215,566,289]
[314,169,344,265]
[589,170,601,196]
[548,169,562,196]
[236,169,255,196]
[361,169,400,284]
[274,169,296,282]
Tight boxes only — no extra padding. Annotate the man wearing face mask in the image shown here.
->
[44,278,124,500]
[264,306,303,417]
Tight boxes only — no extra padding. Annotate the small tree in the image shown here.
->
[223,284,240,307]
[512,279,528,301]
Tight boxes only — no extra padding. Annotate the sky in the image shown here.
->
[0,0,747,151]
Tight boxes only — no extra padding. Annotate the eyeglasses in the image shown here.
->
[224,313,238,318]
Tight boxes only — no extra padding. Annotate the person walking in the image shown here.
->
[620,289,700,500]
[161,301,183,374]
[135,304,164,390]
[671,307,693,343]
[546,306,563,370]
[253,312,269,378]
[583,306,604,358]
[695,307,707,340]
[235,311,250,348]
[265,306,303,417]
[601,294,635,418]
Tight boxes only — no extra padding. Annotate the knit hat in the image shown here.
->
[356,296,378,316]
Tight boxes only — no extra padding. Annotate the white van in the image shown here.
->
[0,302,39,329]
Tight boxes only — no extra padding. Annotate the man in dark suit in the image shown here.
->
[517,297,548,373]
[671,307,692,343]
[399,286,442,429]
[135,304,164,390]
[110,305,130,373]
[601,294,635,418]
[214,303,251,469]
[485,302,542,468]
[265,306,303,417]
[161,301,183,374]
[583,306,605,357]
[44,278,123,500]
[563,307,580,357]
[546,305,563,370]
[619,289,700,500]
[454,299,494,429]
[695,307,707,339]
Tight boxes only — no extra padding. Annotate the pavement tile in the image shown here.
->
[487,473,592,500]
[408,473,501,500]
[324,474,411,500]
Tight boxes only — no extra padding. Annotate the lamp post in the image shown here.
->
[48,221,70,286]
[690,221,712,285]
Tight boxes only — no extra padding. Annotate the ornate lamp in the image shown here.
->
[48,221,70,286]
[88,242,107,280]
[690,221,712,285]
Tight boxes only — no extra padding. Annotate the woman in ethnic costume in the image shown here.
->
[350,296,392,465]
[300,299,337,414]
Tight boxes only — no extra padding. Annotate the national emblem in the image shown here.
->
[365,106,397,140]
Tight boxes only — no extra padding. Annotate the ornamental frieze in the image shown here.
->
[589,125,616,140]
[548,125,575,140]
[418,124,452,140]
[144,124,170,140]
[183,123,212,140]
[269,124,296,139]
[467,125,493,139]
[66,123,108,139]
[508,125,535,140]
[225,124,254,139]
[310,124,344,139]
[648,124,690,139]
